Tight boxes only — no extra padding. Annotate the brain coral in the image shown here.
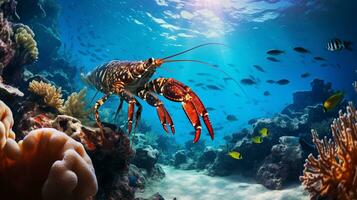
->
[0,100,98,200]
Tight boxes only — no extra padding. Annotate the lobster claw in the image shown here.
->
[161,78,214,143]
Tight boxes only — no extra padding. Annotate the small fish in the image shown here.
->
[228,151,243,160]
[226,114,238,121]
[300,72,310,78]
[326,39,352,51]
[313,56,326,61]
[206,107,216,111]
[207,85,222,90]
[263,91,271,96]
[320,63,328,67]
[323,92,344,112]
[78,50,88,55]
[266,57,280,62]
[293,47,310,54]
[267,49,284,55]
[276,79,290,85]
[195,83,204,87]
[215,126,224,131]
[223,77,233,82]
[241,78,256,85]
[253,65,265,72]
[259,128,269,137]
[266,80,275,84]
[353,81,357,93]
[188,79,195,83]
[196,72,210,76]
[251,136,263,144]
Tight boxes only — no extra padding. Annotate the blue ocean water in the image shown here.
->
[57,0,356,145]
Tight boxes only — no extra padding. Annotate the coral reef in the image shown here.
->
[59,88,91,123]
[14,25,39,63]
[300,102,357,200]
[28,80,90,122]
[0,8,38,96]
[0,100,98,200]
[28,80,64,110]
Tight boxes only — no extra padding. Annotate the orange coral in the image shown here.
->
[300,102,357,200]
[0,100,98,200]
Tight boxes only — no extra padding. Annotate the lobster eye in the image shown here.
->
[148,57,155,64]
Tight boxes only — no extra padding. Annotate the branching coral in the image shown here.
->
[0,100,98,200]
[14,25,39,63]
[59,88,91,123]
[28,80,64,110]
[300,102,357,200]
[28,80,92,122]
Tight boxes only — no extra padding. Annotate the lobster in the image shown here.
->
[82,43,218,143]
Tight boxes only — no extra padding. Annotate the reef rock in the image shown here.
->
[196,147,217,170]
[174,150,187,167]
[133,145,159,171]
[282,79,333,115]
[135,193,166,200]
[256,136,303,190]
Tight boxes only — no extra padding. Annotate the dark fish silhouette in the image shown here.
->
[293,47,310,54]
[253,65,265,72]
[266,57,280,62]
[223,77,233,82]
[276,79,290,85]
[266,49,284,55]
[195,83,204,87]
[266,80,275,84]
[263,91,271,96]
[313,56,326,61]
[215,126,224,131]
[196,72,210,76]
[188,79,195,83]
[206,85,222,90]
[226,114,238,121]
[78,50,88,55]
[241,78,256,85]
[228,63,235,67]
[206,107,216,111]
[300,72,310,78]
[320,63,328,67]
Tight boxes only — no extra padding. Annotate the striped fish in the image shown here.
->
[326,39,352,51]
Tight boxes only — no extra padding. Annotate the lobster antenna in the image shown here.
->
[163,59,248,96]
[160,43,225,61]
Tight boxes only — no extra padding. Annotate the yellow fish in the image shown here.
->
[228,151,243,160]
[323,92,344,112]
[251,136,263,144]
[259,128,269,138]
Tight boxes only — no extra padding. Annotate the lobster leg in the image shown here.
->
[144,78,214,143]
[138,89,175,134]
[118,89,141,134]
[94,93,112,139]
[114,98,124,123]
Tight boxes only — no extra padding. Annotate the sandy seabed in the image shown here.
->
[136,166,309,200]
